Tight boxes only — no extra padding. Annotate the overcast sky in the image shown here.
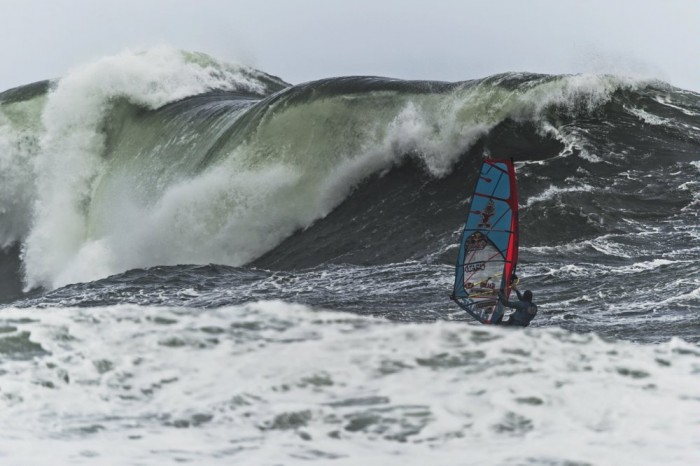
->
[1,0,698,92]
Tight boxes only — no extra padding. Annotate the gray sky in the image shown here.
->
[1,0,698,91]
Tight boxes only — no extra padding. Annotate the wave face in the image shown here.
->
[1,48,699,296]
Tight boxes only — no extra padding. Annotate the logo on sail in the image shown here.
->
[464,262,486,273]
[478,199,496,228]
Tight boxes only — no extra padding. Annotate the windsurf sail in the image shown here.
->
[451,159,519,324]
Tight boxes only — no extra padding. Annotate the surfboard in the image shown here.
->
[451,159,519,324]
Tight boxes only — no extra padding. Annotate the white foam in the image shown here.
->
[542,259,684,282]
[626,105,672,126]
[525,183,595,207]
[22,47,270,289]
[526,235,634,259]
[0,301,698,465]
[654,95,700,117]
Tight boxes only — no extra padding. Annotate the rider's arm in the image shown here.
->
[514,288,523,301]
[498,291,519,309]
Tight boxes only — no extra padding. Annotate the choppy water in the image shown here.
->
[0,303,698,465]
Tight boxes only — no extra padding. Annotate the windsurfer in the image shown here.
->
[497,284,538,327]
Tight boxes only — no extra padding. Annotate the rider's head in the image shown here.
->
[523,290,533,302]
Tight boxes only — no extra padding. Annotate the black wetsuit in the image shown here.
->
[499,289,538,327]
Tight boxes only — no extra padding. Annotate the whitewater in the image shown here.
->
[0,47,699,465]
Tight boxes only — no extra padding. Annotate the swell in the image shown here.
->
[0,48,699,296]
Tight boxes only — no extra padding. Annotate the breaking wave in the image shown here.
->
[0,47,699,294]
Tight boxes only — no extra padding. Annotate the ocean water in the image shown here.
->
[0,47,699,465]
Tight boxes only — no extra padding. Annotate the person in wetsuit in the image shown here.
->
[498,285,538,327]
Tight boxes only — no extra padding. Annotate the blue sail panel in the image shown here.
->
[452,159,519,324]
